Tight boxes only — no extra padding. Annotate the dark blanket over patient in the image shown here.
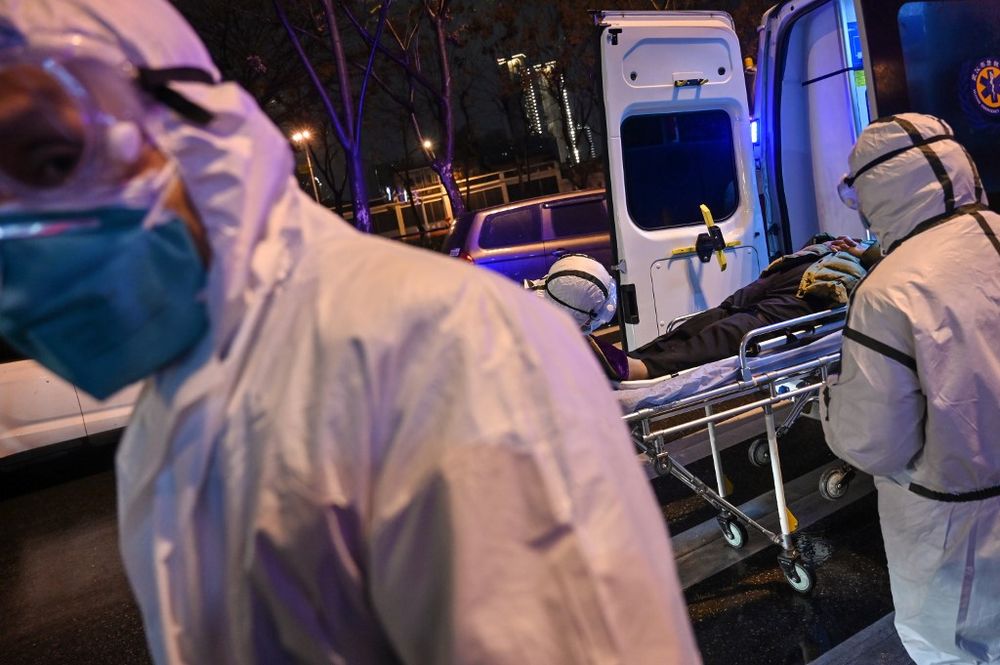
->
[619,238,882,380]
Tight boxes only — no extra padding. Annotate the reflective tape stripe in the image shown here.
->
[843,327,916,372]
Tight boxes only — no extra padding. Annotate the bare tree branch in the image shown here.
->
[273,0,350,148]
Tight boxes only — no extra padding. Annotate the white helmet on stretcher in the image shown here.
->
[525,254,618,333]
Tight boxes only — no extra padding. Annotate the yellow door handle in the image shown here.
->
[700,204,727,271]
[671,241,739,256]
[670,203,740,271]
[671,203,739,266]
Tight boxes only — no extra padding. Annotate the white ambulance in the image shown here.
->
[597,0,1000,350]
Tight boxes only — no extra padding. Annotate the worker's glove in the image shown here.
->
[797,252,867,305]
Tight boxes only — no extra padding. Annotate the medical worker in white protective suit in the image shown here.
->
[822,113,1000,664]
[0,2,701,663]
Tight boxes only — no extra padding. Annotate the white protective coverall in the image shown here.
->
[1,2,701,663]
[821,113,1000,664]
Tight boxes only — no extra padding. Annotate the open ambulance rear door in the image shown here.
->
[597,11,767,351]
[753,0,1000,256]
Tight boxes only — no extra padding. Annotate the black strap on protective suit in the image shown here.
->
[892,116,956,214]
[137,67,216,126]
[909,482,1000,503]
[887,203,989,254]
[842,327,916,372]
[544,269,608,317]
[972,211,1000,259]
[960,145,986,203]
[844,134,953,187]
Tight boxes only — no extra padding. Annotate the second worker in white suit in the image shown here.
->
[822,113,1000,665]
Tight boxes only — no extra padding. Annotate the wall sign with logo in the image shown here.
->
[962,57,1000,129]
[971,58,1000,117]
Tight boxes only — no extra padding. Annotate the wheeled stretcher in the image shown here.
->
[615,308,853,593]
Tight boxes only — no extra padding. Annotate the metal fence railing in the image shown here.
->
[341,161,571,240]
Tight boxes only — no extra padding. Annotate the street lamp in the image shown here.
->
[421,138,434,151]
[291,129,321,203]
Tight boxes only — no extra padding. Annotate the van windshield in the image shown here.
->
[620,110,739,230]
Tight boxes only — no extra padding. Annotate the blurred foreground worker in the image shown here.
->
[822,113,1000,665]
[0,1,700,663]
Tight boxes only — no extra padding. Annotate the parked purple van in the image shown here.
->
[442,189,613,282]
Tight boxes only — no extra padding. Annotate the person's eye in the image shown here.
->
[20,138,84,188]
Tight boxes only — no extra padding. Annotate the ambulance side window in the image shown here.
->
[620,110,739,230]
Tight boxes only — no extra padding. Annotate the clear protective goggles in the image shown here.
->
[0,34,150,203]
[838,133,956,213]
[837,174,860,210]
[0,32,214,206]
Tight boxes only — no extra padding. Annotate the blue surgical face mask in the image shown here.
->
[0,166,209,399]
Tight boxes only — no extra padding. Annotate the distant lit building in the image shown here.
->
[579,124,599,161]
[497,54,545,137]
[497,54,591,165]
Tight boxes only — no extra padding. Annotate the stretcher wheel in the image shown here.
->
[819,467,850,501]
[719,519,747,550]
[748,438,770,467]
[783,562,814,594]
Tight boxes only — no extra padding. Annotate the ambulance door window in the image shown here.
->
[620,110,739,230]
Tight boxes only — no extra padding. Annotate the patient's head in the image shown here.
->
[805,233,836,247]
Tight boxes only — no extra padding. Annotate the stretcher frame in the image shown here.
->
[621,307,850,593]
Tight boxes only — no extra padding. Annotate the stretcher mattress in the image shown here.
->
[615,331,842,413]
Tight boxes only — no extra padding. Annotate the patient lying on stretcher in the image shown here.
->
[527,235,880,382]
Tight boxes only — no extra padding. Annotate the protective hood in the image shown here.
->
[525,254,617,333]
[0,0,311,351]
[849,113,987,253]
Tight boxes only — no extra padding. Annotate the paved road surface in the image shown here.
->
[0,419,911,664]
